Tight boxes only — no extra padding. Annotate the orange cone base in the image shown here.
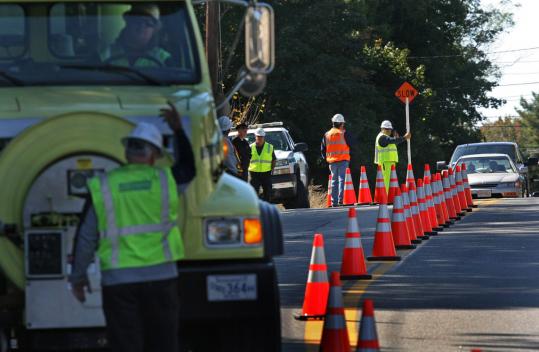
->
[367,255,401,261]
[426,231,438,236]
[451,215,461,221]
[294,314,325,321]
[432,226,444,231]
[471,204,478,208]
[396,244,416,250]
[411,239,422,244]
[418,234,430,240]
[341,274,372,280]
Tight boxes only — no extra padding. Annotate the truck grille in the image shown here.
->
[472,183,498,189]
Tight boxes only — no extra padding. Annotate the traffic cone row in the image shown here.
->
[401,183,421,244]
[391,187,416,249]
[461,163,477,208]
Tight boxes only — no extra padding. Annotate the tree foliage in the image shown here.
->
[213,0,513,183]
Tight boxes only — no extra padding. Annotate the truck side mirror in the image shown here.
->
[245,3,274,75]
[436,161,448,171]
[294,143,308,153]
[527,157,538,167]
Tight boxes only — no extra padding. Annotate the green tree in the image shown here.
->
[517,93,539,150]
[480,116,523,144]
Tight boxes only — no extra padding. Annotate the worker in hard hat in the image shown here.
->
[69,102,195,352]
[100,4,171,67]
[374,120,411,191]
[321,114,355,207]
[232,122,252,181]
[218,115,240,176]
[249,128,276,201]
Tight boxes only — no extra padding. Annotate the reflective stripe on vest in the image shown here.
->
[325,128,350,163]
[249,142,274,172]
[374,132,398,164]
[88,165,183,270]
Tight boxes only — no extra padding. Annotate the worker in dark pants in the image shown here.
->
[69,102,195,352]
[232,122,252,182]
[249,128,276,202]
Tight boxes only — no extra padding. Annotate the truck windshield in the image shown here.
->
[451,144,516,165]
[0,2,199,86]
[246,131,291,151]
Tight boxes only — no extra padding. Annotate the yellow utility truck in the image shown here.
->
[0,1,282,351]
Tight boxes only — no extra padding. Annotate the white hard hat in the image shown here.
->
[254,128,266,137]
[380,120,393,129]
[122,122,163,152]
[331,114,345,123]
[218,116,233,132]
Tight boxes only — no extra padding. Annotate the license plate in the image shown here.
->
[273,181,294,189]
[477,189,491,198]
[207,274,257,302]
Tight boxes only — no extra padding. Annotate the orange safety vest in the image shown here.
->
[325,128,350,163]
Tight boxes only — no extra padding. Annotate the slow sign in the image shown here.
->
[395,82,418,104]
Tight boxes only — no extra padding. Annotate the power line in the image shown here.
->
[408,46,539,59]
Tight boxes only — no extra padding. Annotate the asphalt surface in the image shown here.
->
[276,197,539,351]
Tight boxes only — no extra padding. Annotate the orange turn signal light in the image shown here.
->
[223,140,229,157]
[243,218,263,245]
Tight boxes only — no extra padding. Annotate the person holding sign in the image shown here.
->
[374,120,411,191]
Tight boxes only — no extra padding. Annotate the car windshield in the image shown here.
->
[0,2,199,86]
[246,131,291,151]
[458,156,516,174]
[451,144,516,165]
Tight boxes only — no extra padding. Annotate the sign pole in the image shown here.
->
[405,97,411,165]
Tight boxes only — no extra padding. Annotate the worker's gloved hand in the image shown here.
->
[71,278,92,303]
[160,101,183,132]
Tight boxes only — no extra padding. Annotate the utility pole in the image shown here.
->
[205,1,220,97]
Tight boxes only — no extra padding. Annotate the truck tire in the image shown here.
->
[283,177,310,209]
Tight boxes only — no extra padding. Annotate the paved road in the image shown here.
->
[277,198,539,351]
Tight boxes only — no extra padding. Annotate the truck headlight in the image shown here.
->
[206,219,241,245]
[275,159,289,167]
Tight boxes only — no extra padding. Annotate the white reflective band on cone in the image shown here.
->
[308,270,328,283]
[328,286,344,307]
[310,247,327,264]
[376,222,392,233]
[345,237,363,248]
[324,314,346,329]
[347,219,360,233]
[359,316,378,340]
[393,212,406,222]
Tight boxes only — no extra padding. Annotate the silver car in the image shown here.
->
[456,153,525,198]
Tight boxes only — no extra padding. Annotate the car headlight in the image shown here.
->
[205,219,241,245]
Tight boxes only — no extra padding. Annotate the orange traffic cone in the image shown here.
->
[296,234,329,320]
[406,163,415,185]
[436,173,452,226]
[424,165,443,232]
[387,164,399,205]
[430,173,446,229]
[461,163,477,208]
[448,168,464,216]
[455,165,470,212]
[417,179,437,236]
[391,187,416,249]
[340,208,372,280]
[400,183,421,244]
[442,171,459,220]
[355,299,380,352]
[343,168,357,205]
[408,179,429,240]
[368,185,401,261]
[319,272,350,352]
[357,166,373,205]
[327,174,332,208]
[373,165,387,204]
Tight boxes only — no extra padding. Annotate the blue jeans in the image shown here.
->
[329,160,349,206]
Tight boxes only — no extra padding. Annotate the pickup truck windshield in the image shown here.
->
[451,144,516,165]
[246,131,291,151]
[0,2,199,86]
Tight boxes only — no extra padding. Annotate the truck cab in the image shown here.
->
[0,1,282,351]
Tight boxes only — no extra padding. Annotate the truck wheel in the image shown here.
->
[283,178,310,209]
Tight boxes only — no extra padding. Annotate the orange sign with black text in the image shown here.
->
[395,82,418,104]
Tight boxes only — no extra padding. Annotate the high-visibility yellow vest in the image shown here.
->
[325,128,350,163]
[249,142,274,172]
[374,132,398,164]
[87,164,184,271]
